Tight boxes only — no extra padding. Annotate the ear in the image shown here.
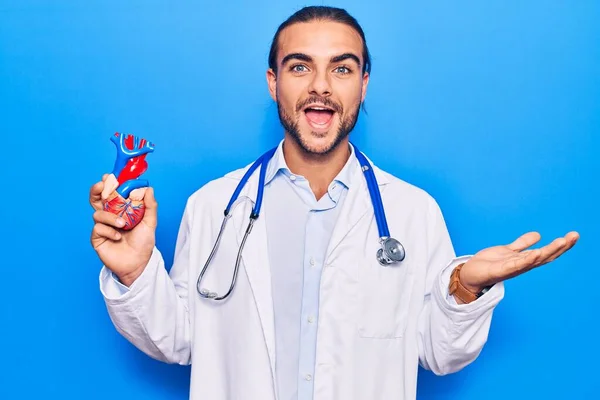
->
[266,68,277,102]
[361,72,370,103]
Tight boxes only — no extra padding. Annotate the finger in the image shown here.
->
[101,174,119,200]
[513,236,570,272]
[91,222,122,245]
[89,180,105,210]
[532,237,568,267]
[565,231,580,248]
[544,246,570,264]
[505,232,580,276]
[102,173,109,182]
[141,187,158,229]
[506,232,542,252]
[508,238,566,274]
[560,232,579,255]
[93,210,127,229]
[542,232,580,264]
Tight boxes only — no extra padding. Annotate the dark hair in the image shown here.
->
[268,6,371,75]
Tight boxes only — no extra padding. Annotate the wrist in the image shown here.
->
[457,261,492,294]
[117,265,146,287]
[448,263,492,304]
[460,278,485,295]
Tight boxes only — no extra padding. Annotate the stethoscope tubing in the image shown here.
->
[353,145,390,239]
[197,142,403,301]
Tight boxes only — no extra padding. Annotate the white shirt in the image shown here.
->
[263,142,355,400]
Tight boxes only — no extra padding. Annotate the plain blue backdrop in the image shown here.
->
[0,0,598,399]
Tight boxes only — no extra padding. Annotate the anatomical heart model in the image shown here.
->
[102,132,155,230]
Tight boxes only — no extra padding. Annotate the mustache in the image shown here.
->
[295,95,343,114]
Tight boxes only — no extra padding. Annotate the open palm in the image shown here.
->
[459,231,580,292]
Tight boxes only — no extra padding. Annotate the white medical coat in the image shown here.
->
[100,158,504,400]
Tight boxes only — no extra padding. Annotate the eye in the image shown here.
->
[290,64,309,73]
[334,66,352,75]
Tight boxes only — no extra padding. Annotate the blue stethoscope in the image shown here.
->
[197,143,406,301]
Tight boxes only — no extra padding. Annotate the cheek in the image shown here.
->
[335,79,364,108]
[277,78,305,109]
[103,191,145,231]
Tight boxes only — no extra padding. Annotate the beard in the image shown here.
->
[277,95,361,156]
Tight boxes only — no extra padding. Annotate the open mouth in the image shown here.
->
[303,105,336,129]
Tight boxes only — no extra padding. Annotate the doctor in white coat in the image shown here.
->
[89,6,579,400]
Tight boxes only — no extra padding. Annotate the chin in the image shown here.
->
[297,132,343,155]
[278,102,352,156]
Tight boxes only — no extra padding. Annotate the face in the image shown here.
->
[267,20,369,155]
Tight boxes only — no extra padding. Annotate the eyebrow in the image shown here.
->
[281,53,313,66]
[330,53,361,67]
[280,52,362,68]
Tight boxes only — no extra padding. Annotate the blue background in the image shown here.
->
[1,0,598,398]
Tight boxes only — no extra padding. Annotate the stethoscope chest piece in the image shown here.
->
[377,237,406,266]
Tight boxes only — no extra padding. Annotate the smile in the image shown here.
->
[303,104,336,131]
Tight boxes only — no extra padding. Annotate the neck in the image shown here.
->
[282,133,351,200]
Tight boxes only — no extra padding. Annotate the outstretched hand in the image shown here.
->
[459,231,580,294]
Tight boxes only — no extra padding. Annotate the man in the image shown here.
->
[90,6,578,400]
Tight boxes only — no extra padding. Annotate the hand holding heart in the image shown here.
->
[90,174,157,286]
[89,133,157,286]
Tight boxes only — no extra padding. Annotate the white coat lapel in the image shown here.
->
[230,171,277,377]
[325,159,389,261]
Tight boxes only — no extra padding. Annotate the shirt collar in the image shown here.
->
[264,139,356,189]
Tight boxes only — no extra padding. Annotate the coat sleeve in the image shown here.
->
[417,196,505,375]
[99,198,195,365]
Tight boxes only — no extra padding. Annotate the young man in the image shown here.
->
[90,6,578,400]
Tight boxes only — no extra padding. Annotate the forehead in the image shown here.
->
[277,20,364,62]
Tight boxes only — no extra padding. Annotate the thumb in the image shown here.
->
[142,187,158,229]
[506,231,541,252]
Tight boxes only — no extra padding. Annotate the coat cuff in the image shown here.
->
[99,247,162,304]
[434,255,505,322]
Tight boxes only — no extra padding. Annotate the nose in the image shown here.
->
[308,69,332,97]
